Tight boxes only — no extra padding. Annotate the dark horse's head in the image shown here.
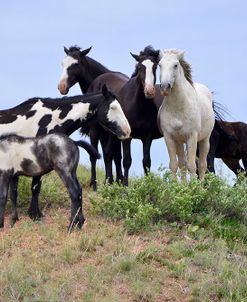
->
[58,46,92,95]
[130,46,160,99]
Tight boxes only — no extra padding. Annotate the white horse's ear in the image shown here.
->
[159,49,165,60]
[178,50,185,60]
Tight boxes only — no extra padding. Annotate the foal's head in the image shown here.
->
[97,85,131,140]
[131,46,159,99]
[159,49,193,96]
[58,46,92,95]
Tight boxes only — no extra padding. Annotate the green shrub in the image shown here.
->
[91,171,247,243]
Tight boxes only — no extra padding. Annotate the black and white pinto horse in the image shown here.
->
[0,85,130,224]
[0,133,100,229]
[58,46,129,189]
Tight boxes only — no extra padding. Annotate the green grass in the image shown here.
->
[1,166,247,301]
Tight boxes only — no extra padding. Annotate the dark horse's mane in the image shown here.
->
[131,45,159,78]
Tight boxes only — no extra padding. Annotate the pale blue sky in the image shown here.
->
[0,1,246,178]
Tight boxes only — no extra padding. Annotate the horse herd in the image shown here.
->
[0,45,246,230]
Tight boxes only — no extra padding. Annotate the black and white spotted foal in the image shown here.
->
[0,133,101,230]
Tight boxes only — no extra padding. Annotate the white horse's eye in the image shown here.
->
[174,64,178,68]
[110,105,116,110]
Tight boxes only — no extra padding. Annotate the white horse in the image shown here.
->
[158,49,215,180]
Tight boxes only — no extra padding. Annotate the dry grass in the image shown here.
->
[0,195,194,302]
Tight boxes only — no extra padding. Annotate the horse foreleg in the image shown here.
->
[164,134,178,177]
[186,134,198,178]
[101,135,114,185]
[89,127,100,191]
[0,173,10,228]
[142,137,152,175]
[122,138,132,186]
[114,138,123,184]
[198,137,210,180]
[176,143,187,181]
[28,176,43,220]
[10,175,19,225]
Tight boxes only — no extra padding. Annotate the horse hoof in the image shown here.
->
[28,208,44,220]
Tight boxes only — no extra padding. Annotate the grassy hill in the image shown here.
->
[0,167,247,301]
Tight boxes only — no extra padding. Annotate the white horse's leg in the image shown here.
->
[198,136,210,180]
[164,134,178,177]
[186,134,198,177]
[176,143,187,182]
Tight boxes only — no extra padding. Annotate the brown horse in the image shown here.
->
[208,120,247,175]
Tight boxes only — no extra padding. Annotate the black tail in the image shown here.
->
[73,140,101,159]
[212,100,232,121]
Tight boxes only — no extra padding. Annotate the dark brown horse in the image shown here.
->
[88,46,162,185]
[58,46,129,189]
[208,120,247,175]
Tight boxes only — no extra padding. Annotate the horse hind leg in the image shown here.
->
[57,168,85,230]
[28,176,44,220]
[198,137,210,180]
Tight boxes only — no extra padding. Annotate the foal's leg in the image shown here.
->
[142,137,152,175]
[164,134,178,177]
[28,176,43,220]
[122,138,132,186]
[57,169,84,230]
[0,174,10,228]
[10,175,19,225]
[198,136,210,180]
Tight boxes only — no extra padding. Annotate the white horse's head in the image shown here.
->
[158,49,185,96]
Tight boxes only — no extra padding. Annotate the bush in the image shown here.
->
[91,171,247,242]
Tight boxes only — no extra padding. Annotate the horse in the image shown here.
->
[0,133,101,229]
[0,85,130,224]
[58,46,129,189]
[158,49,215,180]
[87,46,162,186]
[207,119,247,175]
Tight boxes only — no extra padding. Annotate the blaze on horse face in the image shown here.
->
[97,85,131,140]
[130,51,159,99]
[58,46,92,95]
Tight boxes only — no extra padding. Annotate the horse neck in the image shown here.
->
[124,76,146,104]
[78,56,111,93]
[52,94,102,134]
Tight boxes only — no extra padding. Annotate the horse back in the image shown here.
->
[87,72,129,98]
